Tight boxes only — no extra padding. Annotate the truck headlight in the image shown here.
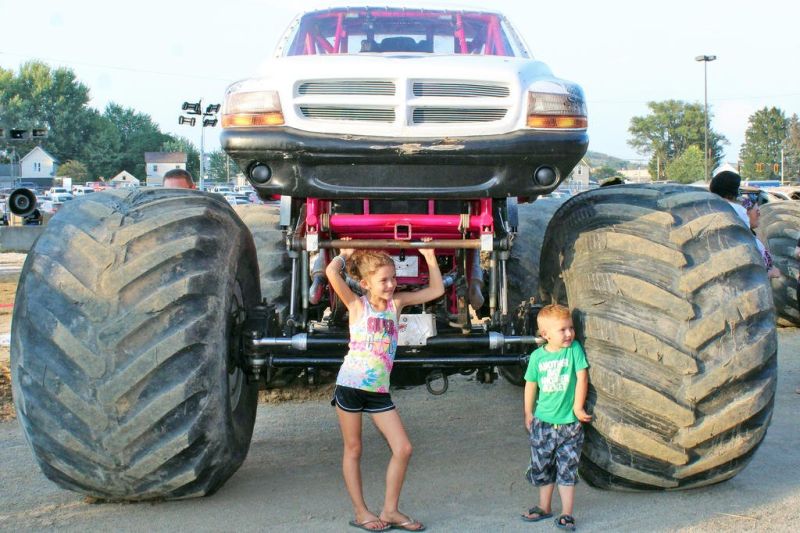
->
[222,88,284,128]
[527,85,587,129]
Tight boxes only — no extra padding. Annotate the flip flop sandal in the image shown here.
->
[521,506,553,522]
[554,514,577,531]
[387,519,427,531]
[349,519,391,532]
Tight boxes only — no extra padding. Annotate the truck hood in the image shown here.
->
[260,53,555,85]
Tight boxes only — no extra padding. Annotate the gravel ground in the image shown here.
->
[1,329,798,532]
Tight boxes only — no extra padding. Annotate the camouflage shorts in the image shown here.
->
[525,418,584,487]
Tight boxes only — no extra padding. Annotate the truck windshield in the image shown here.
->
[284,8,526,57]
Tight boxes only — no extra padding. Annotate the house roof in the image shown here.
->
[19,145,59,164]
[111,170,140,183]
[144,152,187,163]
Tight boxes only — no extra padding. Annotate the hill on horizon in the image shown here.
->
[585,150,632,169]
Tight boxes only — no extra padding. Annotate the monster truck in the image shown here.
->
[11,6,775,499]
[757,201,800,326]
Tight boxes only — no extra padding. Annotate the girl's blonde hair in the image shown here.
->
[347,250,395,281]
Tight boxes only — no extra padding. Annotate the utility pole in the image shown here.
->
[695,55,717,181]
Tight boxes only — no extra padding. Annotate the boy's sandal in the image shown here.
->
[521,506,553,522]
[554,514,577,531]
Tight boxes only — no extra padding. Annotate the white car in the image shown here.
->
[39,199,66,214]
[223,193,251,205]
[72,186,95,196]
[49,192,74,202]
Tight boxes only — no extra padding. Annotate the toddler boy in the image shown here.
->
[521,304,591,531]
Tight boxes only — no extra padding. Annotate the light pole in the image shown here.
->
[179,100,220,190]
[695,54,717,182]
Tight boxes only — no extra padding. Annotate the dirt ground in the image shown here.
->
[0,329,798,531]
[0,254,22,421]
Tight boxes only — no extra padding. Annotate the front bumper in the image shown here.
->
[221,127,588,200]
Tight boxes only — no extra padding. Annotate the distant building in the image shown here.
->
[110,170,140,188]
[619,167,651,183]
[145,152,187,187]
[21,146,59,178]
[563,158,592,192]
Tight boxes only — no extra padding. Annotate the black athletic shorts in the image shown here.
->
[331,385,396,413]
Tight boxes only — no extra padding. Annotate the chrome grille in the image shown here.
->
[412,108,507,123]
[299,106,395,122]
[412,82,509,98]
[298,80,395,95]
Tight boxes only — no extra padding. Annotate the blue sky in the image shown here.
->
[1,0,798,165]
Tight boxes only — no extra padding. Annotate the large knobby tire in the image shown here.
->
[11,188,260,500]
[539,184,777,490]
[233,204,291,317]
[757,201,800,326]
[501,198,566,385]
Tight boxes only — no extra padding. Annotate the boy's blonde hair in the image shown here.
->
[347,249,395,281]
[537,304,572,329]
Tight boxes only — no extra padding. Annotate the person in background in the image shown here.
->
[741,197,781,279]
[796,237,800,394]
[709,170,749,227]
[162,169,196,189]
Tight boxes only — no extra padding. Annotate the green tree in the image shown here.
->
[104,103,170,178]
[207,150,242,182]
[591,165,621,182]
[55,159,89,183]
[81,111,122,180]
[161,136,199,177]
[782,113,800,180]
[628,100,726,179]
[664,145,704,184]
[739,107,787,179]
[0,61,97,162]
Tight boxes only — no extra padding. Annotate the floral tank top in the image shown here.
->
[336,296,398,393]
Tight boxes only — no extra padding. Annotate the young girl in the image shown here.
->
[325,244,444,532]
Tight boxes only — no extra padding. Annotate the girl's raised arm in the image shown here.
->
[325,248,360,312]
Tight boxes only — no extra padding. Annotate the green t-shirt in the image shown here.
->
[524,341,589,424]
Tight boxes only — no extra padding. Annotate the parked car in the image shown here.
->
[223,193,251,205]
[212,185,235,194]
[49,192,74,202]
[47,187,71,196]
[39,200,65,214]
[765,186,800,201]
[72,186,95,196]
[743,180,781,189]
[85,181,108,191]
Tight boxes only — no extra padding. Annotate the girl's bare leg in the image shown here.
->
[372,410,423,530]
[337,407,386,530]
